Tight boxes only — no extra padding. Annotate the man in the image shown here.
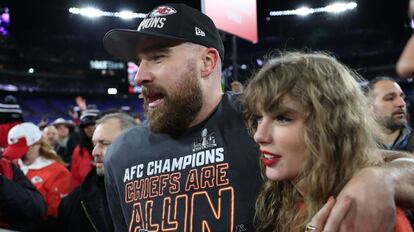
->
[42,125,66,157]
[58,112,137,232]
[0,97,47,231]
[367,77,413,151]
[0,157,47,230]
[230,81,243,93]
[0,95,24,153]
[397,0,414,77]
[103,3,414,231]
[51,118,77,164]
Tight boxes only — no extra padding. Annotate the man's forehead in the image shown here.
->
[374,81,402,92]
[136,37,184,54]
[93,120,121,139]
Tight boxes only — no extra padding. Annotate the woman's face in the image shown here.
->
[83,124,96,138]
[253,96,308,182]
[22,143,40,165]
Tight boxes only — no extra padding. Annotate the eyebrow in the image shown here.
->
[136,45,172,63]
[140,45,171,54]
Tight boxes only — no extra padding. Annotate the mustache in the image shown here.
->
[142,85,167,96]
[392,109,406,115]
[93,156,103,163]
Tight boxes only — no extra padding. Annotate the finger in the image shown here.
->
[323,196,353,232]
[308,196,336,229]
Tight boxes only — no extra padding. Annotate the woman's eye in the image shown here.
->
[275,115,292,124]
[255,116,263,124]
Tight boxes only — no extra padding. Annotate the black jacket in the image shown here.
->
[58,170,114,232]
[0,161,47,231]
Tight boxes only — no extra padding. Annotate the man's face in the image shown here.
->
[372,80,407,131]
[55,124,69,139]
[42,126,58,146]
[92,118,122,176]
[135,38,203,136]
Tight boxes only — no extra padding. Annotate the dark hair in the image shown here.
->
[366,76,396,95]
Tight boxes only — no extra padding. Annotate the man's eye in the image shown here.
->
[151,55,165,62]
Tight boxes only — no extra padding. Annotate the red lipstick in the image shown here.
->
[260,150,281,167]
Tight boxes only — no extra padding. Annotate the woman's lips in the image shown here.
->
[260,150,281,167]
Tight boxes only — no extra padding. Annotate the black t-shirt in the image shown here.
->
[105,93,262,232]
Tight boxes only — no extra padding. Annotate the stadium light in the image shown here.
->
[324,2,357,13]
[69,7,104,18]
[107,88,118,95]
[69,7,146,19]
[296,7,314,17]
[269,2,357,17]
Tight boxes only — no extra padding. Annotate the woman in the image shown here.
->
[5,122,72,217]
[243,52,413,231]
[70,107,99,187]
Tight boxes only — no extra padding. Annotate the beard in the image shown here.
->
[380,115,407,132]
[143,63,203,137]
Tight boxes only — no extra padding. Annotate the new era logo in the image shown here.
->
[195,27,205,36]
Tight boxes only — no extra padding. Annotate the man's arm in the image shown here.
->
[387,159,414,208]
[397,35,414,78]
[323,159,414,231]
[396,0,414,78]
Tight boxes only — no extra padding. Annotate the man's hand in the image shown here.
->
[323,167,396,232]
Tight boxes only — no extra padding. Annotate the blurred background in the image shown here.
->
[0,0,411,123]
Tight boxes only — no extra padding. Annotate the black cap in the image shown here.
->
[79,107,100,128]
[103,3,224,62]
[0,95,23,124]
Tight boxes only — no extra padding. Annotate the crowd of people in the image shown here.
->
[1,1,414,232]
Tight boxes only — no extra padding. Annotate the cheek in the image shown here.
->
[276,129,305,152]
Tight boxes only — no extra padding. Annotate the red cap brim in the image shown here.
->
[3,138,29,160]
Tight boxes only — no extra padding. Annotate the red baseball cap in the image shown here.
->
[3,122,42,160]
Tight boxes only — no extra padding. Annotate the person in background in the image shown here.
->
[366,77,413,151]
[244,52,413,231]
[70,107,100,187]
[131,112,145,125]
[230,80,244,93]
[0,96,47,230]
[0,153,46,230]
[397,0,414,78]
[43,125,66,159]
[0,95,24,153]
[102,3,414,231]
[3,122,73,217]
[51,118,78,164]
[59,112,137,232]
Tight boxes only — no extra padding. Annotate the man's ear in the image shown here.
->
[200,48,219,78]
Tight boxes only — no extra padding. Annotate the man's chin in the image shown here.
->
[96,168,104,176]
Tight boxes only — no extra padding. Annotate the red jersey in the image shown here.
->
[19,157,73,216]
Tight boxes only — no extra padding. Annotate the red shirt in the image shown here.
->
[70,145,93,188]
[20,157,73,216]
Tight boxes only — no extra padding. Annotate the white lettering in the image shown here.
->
[137,17,166,31]
[123,168,130,182]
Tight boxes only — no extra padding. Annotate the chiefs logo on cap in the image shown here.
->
[149,6,177,17]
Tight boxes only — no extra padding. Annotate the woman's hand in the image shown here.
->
[306,196,351,232]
